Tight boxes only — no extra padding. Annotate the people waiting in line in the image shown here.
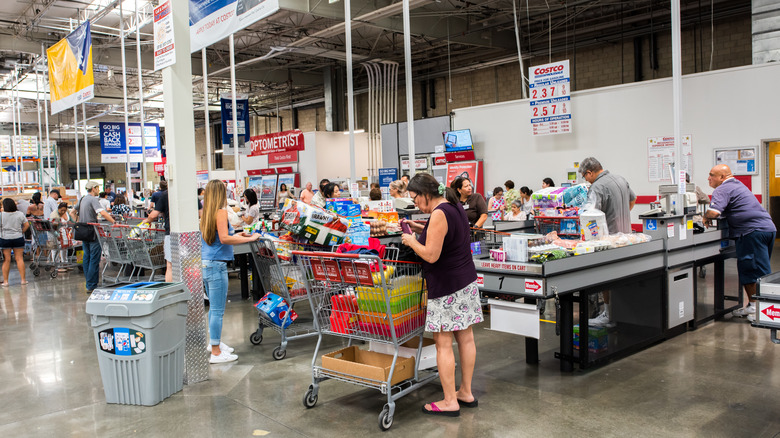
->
[321,182,342,200]
[450,177,487,228]
[0,198,30,286]
[505,200,526,221]
[141,184,172,282]
[241,189,260,226]
[541,177,555,188]
[389,180,408,199]
[310,179,330,208]
[27,192,44,218]
[149,181,167,211]
[200,179,260,364]
[519,186,534,215]
[369,188,382,200]
[73,181,116,294]
[277,183,289,209]
[299,182,315,204]
[111,195,132,217]
[43,189,60,219]
[503,180,519,213]
[401,173,482,417]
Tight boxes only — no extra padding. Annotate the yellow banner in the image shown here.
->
[47,21,94,115]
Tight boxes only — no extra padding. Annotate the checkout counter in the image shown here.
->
[475,184,738,371]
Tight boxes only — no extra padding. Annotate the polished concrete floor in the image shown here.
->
[2,255,780,438]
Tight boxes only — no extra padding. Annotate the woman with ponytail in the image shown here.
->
[400,172,483,418]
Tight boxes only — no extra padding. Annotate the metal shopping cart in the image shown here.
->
[28,219,80,278]
[248,238,398,360]
[295,251,437,431]
[125,224,167,281]
[469,227,510,257]
[92,222,136,285]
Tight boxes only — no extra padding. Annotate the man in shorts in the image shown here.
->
[705,164,776,322]
[142,187,172,282]
[74,181,116,293]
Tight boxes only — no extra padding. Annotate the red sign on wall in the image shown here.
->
[445,151,475,162]
[268,150,298,164]
[275,166,294,174]
[249,130,305,156]
[433,155,448,166]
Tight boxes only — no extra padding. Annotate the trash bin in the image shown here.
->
[85,282,191,406]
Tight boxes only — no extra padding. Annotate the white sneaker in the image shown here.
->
[206,342,234,354]
[589,310,615,328]
[747,313,756,323]
[732,304,756,318]
[209,350,238,364]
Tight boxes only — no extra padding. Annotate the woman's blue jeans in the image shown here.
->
[202,260,228,346]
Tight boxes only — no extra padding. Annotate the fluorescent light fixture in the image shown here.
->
[343,129,365,135]
[214,150,223,154]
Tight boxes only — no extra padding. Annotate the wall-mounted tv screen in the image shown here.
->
[443,129,474,152]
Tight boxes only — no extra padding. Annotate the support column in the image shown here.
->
[161,0,207,384]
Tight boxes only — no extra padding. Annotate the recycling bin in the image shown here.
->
[85,282,191,406]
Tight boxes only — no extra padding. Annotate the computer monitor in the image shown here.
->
[443,129,474,152]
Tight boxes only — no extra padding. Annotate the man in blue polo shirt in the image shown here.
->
[705,164,776,322]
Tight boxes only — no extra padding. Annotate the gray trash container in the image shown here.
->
[86,282,191,406]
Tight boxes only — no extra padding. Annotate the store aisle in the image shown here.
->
[1,261,780,437]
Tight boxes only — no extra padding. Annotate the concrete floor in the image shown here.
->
[2,253,780,438]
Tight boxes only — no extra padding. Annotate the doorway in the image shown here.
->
[766,141,780,237]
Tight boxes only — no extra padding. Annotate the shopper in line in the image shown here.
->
[541,178,555,189]
[519,186,534,216]
[105,187,116,205]
[73,181,116,293]
[111,194,132,217]
[389,180,408,199]
[451,177,487,228]
[43,189,60,219]
[369,187,382,200]
[299,182,315,204]
[503,180,519,213]
[201,179,260,364]
[141,186,172,282]
[97,192,111,220]
[198,188,205,217]
[240,189,260,226]
[149,181,167,211]
[401,173,482,417]
[50,202,73,223]
[0,198,30,286]
[705,164,776,322]
[487,187,505,221]
[310,178,330,208]
[504,200,526,221]
[401,174,410,184]
[26,192,44,218]
[579,157,636,327]
[277,183,289,209]
[321,182,342,200]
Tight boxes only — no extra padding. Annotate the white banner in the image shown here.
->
[189,0,280,53]
[153,1,176,71]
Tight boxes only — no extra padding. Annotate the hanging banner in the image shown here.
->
[529,60,572,136]
[99,122,162,163]
[47,21,94,115]
[220,93,249,155]
[153,0,176,71]
[189,0,280,53]
[248,129,305,156]
[378,168,398,187]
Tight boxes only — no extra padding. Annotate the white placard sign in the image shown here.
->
[647,135,693,182]
[153,1,176,71]
[529,60,572,136]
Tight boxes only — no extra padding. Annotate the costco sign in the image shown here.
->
[249,129,305,156]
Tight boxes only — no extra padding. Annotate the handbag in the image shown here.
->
[74,197,96,242]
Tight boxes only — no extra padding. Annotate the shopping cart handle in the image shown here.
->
[291,250,362,258]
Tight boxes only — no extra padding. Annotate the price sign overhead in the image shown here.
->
[529,60,572,136]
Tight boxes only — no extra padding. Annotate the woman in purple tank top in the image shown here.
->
[401,173,483,417]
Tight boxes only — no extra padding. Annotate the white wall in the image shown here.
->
[308,131,370,183]
[453,62,780,221]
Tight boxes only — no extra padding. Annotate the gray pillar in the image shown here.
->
[161,0,208,384]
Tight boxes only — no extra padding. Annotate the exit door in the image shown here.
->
[768,142,780,237]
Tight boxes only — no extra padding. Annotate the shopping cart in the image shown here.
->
[534,215,580,239]
[92,222,136,285]
[469,227,510,257]
[295,251,437,431]
[249,238,399,360]
[28,219,79,278]
[125,224,167,281]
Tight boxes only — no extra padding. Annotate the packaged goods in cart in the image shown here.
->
[489,248,506,262]
[562,183,590,207]
[531,187,566,210]
[280,198,349,245]
[256,292,298,328]
[346,220,371,246]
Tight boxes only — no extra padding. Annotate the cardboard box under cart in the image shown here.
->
[321,346,415,386]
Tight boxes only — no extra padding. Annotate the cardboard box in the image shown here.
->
[369,337,437,370]
[321,346,415,386]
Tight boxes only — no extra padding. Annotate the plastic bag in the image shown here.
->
[579,203,608,241]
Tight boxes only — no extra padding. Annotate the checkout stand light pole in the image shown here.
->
[402,0,415,178]
[345,0,357,184]
[120,0,132,197]
[671,0,685,210]
[229,34,241,192]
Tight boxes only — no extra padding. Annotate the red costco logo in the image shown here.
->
[534,65,564,75]
[762,305,780,321]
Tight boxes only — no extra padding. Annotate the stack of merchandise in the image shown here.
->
[280,198,350,246]
[355,273,426,338]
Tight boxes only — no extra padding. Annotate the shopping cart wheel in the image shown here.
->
[378,405,393,431]
[249,331,263,345]
[303,385,318,408]
[44,266,52,272]
[32,269,41,277]
[29,263,38,271]
[272,346,287,360]
[50,270,58,279]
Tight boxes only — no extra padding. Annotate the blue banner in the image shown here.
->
[99,122,161,163]
[378,168,398,187]
[220,96,250,154]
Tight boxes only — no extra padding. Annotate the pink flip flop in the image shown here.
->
[421,402,460,417]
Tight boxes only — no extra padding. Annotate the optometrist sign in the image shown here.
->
[248,130,305,156]
[189,0,280,53]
